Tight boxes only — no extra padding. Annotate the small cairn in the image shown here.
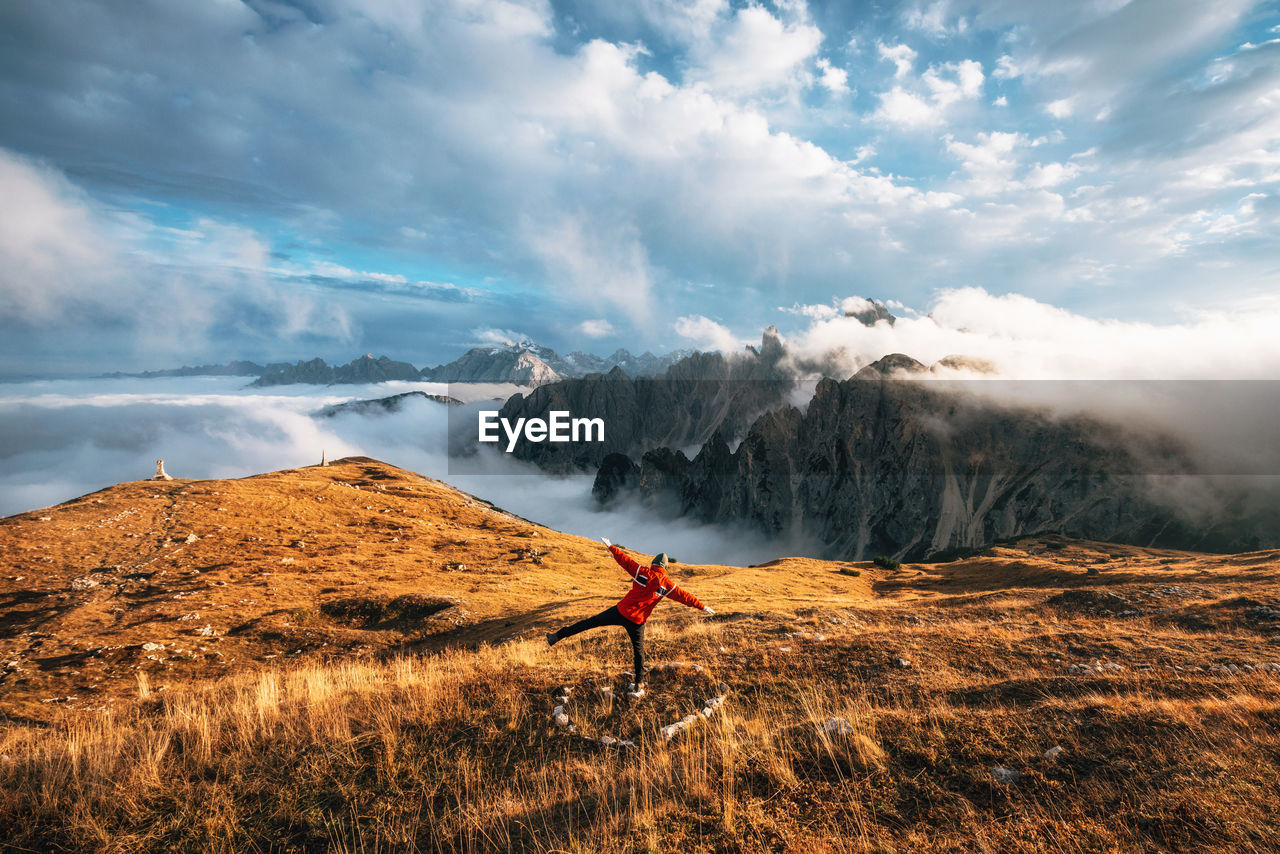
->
[152,459,173,481]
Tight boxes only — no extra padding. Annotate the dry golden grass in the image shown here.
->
[2,458,1280,851]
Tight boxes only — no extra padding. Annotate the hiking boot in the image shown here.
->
[546,631,560,646]
[626,682,645,700]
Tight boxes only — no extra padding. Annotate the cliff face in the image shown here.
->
[594,371,1263,560]
[492,328,795,473]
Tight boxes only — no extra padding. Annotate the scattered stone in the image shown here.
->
[70,577,100,591]
[142,642,164,651]
[1044,745,1064,761]
[991,765,1020,785]
[196,625,218,637]
[822,717,855,737]
[892,656,912,669]
[185,533,199,544]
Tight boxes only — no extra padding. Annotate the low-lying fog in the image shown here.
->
[0,376,799,565]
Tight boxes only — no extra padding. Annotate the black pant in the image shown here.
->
[555,605,645,683]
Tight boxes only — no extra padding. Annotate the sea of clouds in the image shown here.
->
[0,376,798,566]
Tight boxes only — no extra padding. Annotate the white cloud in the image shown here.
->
[992,54,1021,80]
[472,328,529,347]
[689,5,823,98]
[815,58,850,94]
[0,148,353,368]
[673,314,743,352]
[1045,97,1075,118]
[877,41,917,78]
[873,86,940,127]
[923,59,984,107]
[904,1,952,37]
[779,302,841,320]
[577,318,615,338]
[786,287,1280,380]
[0,149,116,323]
[874,58,984,128]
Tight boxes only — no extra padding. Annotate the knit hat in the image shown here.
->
[652,552,669,568]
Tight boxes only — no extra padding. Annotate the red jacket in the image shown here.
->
[608,545,705,624]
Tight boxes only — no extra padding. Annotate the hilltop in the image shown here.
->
[0,458,874,722]
[2,460,1280,851]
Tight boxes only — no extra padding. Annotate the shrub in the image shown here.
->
[872,556,900,570]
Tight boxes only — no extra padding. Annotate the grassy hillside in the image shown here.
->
[2,459,1280,851]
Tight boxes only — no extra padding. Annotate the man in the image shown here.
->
[547,537,714,699]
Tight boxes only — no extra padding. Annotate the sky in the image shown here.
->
[1,0,1279,376]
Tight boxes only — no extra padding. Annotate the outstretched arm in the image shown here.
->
[668,584,711,613]
[606,543,641,579]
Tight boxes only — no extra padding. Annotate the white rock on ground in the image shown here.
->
[822,717,855,737]
[1044,745,1064,760]
[991,766,1020,785]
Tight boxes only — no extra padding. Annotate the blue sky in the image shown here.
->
[1,0,1278,374]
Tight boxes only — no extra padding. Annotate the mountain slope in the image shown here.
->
[0,457,873,721]
[5,460,1280,851]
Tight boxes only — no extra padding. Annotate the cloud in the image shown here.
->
[815,58,850,94]
[472,328,530,347]
[673,314,743,352]
[0,148,354,373]
[873,57,984,127]
[688,4,824,98]
[876,41,917,78]
[873,86,939,127]
[0,0,1277,369]
[0,375,795,564]
[784,286,1280,381]
[577,319,616,338]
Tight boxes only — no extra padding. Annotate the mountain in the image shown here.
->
[592,358,1277,560]
[99,360,288,379]
[421,346,564,385]
[314,390,462,417]
[422,342,692,385]
[6,459,1280,851]
[843,297,897,326]
[250,354,422,387]
[483,328,794,473]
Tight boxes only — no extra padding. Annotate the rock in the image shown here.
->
[822,717,855,737]
[585,370,1250,559]
[196,625,218,637]
[892,656,912,669]
[71,577,100,591]
[1044,745,1064,761]
[142,642,164,651]
[185,533,199,544]
[991,765,1020,785]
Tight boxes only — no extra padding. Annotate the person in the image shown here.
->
[547,537,714,699]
